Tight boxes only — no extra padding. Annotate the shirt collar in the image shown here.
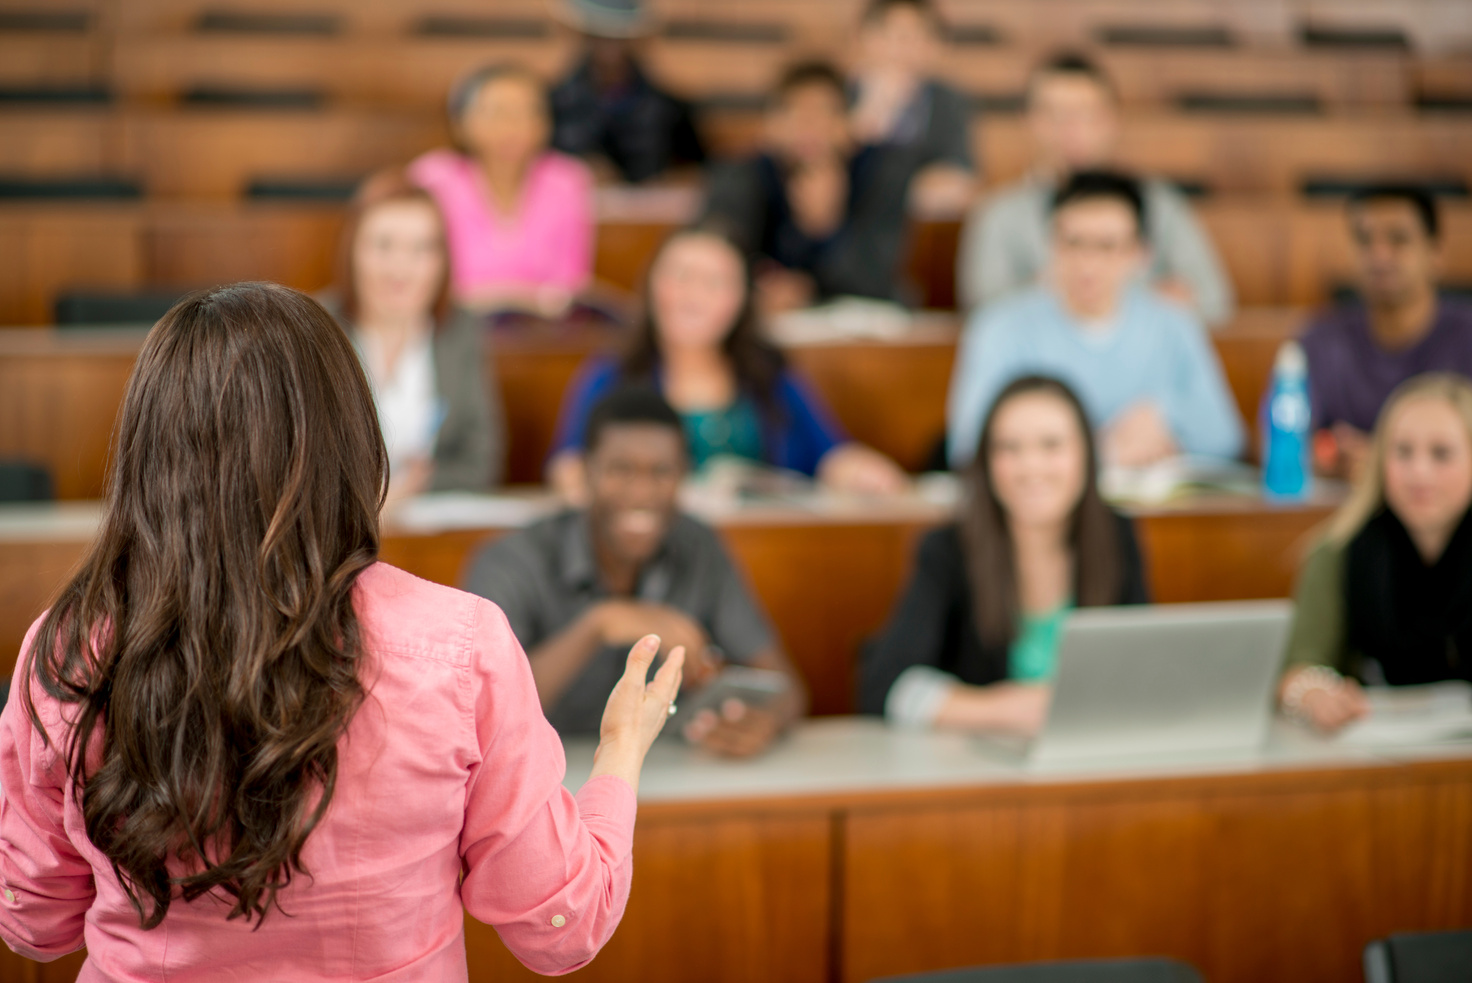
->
[558,510,675,601]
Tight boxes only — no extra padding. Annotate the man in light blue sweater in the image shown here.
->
[948,170,1244,469]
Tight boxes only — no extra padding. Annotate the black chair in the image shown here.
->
[1364,930,1472,983]
[0,177,141,200]
[874,957,1205,983]
[54,289,189,327]
[0,461,54,503]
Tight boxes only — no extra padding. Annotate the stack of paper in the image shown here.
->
[1336,681,1472,746]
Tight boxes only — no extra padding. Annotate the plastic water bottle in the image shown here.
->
[1263,340,1312,501]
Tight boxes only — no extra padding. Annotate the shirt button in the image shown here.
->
[3,889,14,903]
[551,914,566,928]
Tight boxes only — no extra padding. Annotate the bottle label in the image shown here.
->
[1270,392,1311,434]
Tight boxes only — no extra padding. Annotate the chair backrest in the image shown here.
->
[875,956,1206,983]
[1364,930,1472,983]
[0,460,55,502]
[54,289,188,327]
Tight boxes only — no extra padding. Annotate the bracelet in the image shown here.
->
[1281,665,1343,722]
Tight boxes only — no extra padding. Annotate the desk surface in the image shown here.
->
[0,479,1342,542]
[561,715,1467,807]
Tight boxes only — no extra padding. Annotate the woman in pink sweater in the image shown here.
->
[410,64,595,318]
[0,282,681,980]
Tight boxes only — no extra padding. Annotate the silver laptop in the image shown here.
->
[1016,600,1291,768]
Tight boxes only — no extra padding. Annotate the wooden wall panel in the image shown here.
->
[786,338,955,473]
[463,812,832,983]
[842,769,1472,983]
[0,948,87,983]
[721,522,926,716]
[1134,503,1331,603]
[493,334,617,485]
[122,111,446,200]
[143,203,343,291]
[0,344,135,499]
[0,539,88,674]
[975,114,1472,195]
[0,112,123,176]
[0,208,143,325]
[0,36,103,87]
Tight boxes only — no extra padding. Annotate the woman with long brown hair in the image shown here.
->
[860,375,1148,734]
[545,225,906,501]
[0,283,681,978]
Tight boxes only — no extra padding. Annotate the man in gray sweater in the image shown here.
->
[956,53,1234,327]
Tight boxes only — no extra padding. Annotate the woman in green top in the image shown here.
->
[860,376,1150,735]
[1281,373,1472,731]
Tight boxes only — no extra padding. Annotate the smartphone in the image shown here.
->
[668,666,789,734]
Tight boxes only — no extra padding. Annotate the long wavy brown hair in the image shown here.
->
[22,282,388,929]
[962,376,1123,650]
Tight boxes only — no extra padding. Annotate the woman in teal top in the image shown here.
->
[861,376,1149,735]
[546,226,907,500]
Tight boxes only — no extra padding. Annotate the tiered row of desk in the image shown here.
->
[5,178,1472,323]
[0,309,1305,497]
[3,7,1470,978]
[0,317,1339,720]
[1,0,1470,324]
[0,485,1341,718]
[3,707,1468,983]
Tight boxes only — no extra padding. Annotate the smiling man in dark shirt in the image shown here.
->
[1301,184,1472,478]
[463,388,805,756]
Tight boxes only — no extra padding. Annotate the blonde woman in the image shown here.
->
[1280,373,1472,732]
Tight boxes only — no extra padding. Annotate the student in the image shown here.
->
[549,0,706,184]
[547,227,908,500]
[0,283,680,976]
[947,171,1244,470]
[702,61,916,312]
[849,0,976,213]
[863,376,1149,734]
[1281,374,1472,732]
[1301,185,1472,479]
[465,388,806,757]
[327,171,505,501]
[956,52,1233,326]
[409,63,594,316]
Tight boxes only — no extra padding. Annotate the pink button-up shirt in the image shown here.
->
[407,149,594,297]
[0,563,636,980]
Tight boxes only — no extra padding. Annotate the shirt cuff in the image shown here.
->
[884,666,961,729]
[573,775,638,856]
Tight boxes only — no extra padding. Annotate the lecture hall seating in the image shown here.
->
[1,0,1469,325]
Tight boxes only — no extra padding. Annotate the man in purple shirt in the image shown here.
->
[1302,184,1472,477]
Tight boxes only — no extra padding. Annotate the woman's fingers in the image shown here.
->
[621,634,661,683]
[649,646,685,708]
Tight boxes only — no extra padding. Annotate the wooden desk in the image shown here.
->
[534,719,1472,983]
[0,487,1338,716]
[14,719,1465,983]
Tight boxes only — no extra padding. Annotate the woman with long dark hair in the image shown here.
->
[0,283,681,978]
[546,226,906,500]
[860,376,1148,734]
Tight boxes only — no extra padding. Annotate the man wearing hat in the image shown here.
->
[550,0,706,183]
